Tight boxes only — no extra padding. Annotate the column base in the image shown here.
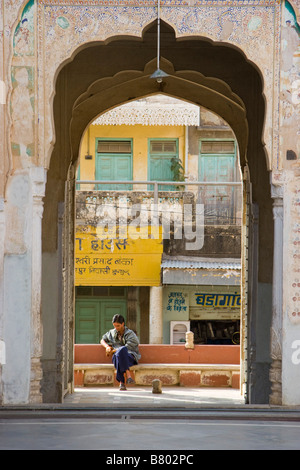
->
[30,357,43,404]
[269,358,282,405]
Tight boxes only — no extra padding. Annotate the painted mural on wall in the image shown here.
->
[10,0,35,166]
[13,0,35,57]
[10,66,34,159]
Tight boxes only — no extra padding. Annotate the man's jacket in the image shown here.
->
[102,326,141,362]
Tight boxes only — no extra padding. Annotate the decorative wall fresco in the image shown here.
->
[10,66,34,160]
[10,0,36,168]
[13,0,35,57]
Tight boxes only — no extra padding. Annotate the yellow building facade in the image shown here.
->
[79,123,187,184]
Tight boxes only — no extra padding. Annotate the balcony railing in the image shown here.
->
[76,180,243,226]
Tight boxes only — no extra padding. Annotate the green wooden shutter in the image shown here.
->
[148,139,179,191]
[75,298,127,344]
[100,301,127,340]
[95,139,132,190]
[199,140,236,224]
[75,300,100,344]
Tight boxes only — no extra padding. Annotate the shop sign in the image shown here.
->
[190,287,241,320]
[194,292,240,308]
[166,291,189,313]
[75,225,162,286]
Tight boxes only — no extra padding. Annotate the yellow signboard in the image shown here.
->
[75,226,163,286]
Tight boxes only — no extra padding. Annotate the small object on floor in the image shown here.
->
[126,377,135,385]
[152,379,162,394]
[119,383,127,391]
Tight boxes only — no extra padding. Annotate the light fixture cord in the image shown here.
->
[157,0,160,71]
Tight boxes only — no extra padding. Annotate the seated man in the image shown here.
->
[100,314,141,391]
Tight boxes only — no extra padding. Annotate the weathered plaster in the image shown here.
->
[282,322,300,405]
[3,254,31,404]
[0,199,5,373]
[283,173,300,327]
[5,172,31,254]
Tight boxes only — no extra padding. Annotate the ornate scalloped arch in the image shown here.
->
[34,2,277,171]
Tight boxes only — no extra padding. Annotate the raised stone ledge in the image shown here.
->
[74,363,240,388]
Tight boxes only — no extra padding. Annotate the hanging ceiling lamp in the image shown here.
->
[150,0,169,83]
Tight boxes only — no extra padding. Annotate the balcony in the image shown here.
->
[75,180,242,259]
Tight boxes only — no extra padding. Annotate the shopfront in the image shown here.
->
[162,258,241,345]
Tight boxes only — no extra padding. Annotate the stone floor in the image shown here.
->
[63,386,245,408]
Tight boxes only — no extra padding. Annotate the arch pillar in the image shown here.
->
[269,182,284,405]
[29,167,47,404]
[1,166,46,404]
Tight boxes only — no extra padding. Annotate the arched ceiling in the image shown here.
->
[71,59,247,166]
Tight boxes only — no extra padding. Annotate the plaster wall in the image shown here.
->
[282,175,300,405]
[2,172,32,403]
[278,1,300,404]
[3,254,31,403]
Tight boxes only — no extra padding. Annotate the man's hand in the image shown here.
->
[105,346,116,357]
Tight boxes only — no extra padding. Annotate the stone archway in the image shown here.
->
[40,20,273,404]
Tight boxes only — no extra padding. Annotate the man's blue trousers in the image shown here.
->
[112,346,136,383]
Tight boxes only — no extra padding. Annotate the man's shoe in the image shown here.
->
[119,383,127,391]
[126,377,135,385]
